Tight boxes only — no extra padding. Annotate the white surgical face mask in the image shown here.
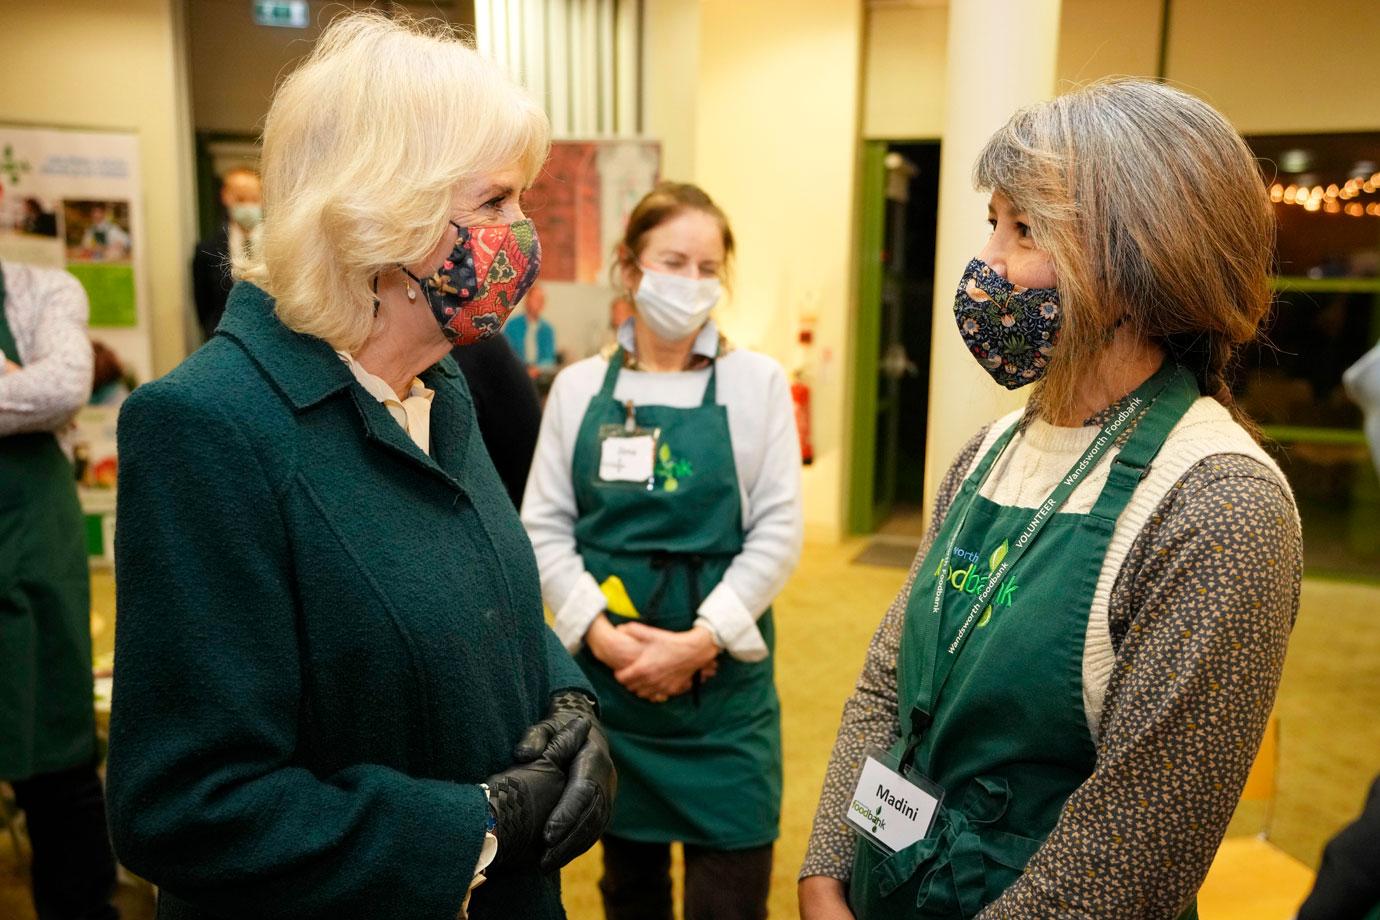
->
[230,203,263,230]
[633,267,721,343]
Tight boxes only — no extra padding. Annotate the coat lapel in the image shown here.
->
[344,357,477,495]
[344,385,459,493]
[216,282,354,410]
[219,281,470,494]
[421,355,474,488]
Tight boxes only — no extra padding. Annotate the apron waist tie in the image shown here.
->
[877,776,1013,918]
[916,811,988,919]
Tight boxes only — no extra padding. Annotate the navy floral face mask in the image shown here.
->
[952,257,1061,390]
[400,220,541,346]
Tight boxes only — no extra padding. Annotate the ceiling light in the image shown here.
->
[1279,149,1312,173]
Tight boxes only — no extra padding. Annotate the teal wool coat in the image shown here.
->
[107,283,592,920]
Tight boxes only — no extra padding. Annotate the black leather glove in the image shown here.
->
[513,690,617,872]
[484,717,587,871]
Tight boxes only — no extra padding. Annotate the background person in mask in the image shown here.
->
[522,181,803,920]
[799,79,1301,920]
[106,14,614,920]
[192,165,262,338]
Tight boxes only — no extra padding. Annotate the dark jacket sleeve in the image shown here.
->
[544,628,595,699]
[107,381,484,920]
[452,335,542,508]
[1297,775,1380,920]
[191,232,230,339]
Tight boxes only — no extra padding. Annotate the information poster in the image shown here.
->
[0,125,150,556]
[522,140,660,364]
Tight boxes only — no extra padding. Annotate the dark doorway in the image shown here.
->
[852,141,940,548]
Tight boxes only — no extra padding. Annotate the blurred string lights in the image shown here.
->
[1268,169,1380,218]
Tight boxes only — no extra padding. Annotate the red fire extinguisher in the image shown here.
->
[791,372,814,466]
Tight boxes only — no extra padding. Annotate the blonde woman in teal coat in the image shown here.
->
[106,14,614,920]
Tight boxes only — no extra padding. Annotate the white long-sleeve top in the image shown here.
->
[0,261,92,436]
[521,322,803,662]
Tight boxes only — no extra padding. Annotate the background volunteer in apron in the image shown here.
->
[106,14,613,920]
[0,260,117,920]
[523,181,803,920]
[799,79,1303,920]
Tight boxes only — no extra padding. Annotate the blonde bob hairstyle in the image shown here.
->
[240,11,550,351]
[974,78,1274,424]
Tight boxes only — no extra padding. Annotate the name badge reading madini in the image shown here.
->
[845,753,942,854]
[599,434,656,483]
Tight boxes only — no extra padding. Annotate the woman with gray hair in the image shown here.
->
[106,13,613,919]
[800,79,1301,919]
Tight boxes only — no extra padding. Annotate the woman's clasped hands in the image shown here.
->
[585,616,720,703]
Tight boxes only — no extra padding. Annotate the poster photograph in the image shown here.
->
[63,199,138,327]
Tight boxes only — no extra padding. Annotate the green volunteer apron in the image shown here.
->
[0,266,96,780]
[850,361,1201,919]
[571,348,782,849]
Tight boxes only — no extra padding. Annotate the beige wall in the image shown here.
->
[642,0,700,180]
[1055,0,1163,87]
[1055,0,1380,133]
[188,0,319,135]
[873,4,1380,151]
[188,0,476,136]
[862,4,947,140]
[0,0,197,377]
[688,0,864,537]
[873,0,1380,145]
[1169,0,1380,133]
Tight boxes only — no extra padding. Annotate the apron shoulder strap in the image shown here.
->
[598,347,625,399]
[700,360,718,406]
[1089,365,1200,523]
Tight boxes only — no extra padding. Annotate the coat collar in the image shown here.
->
[217,281,461,412]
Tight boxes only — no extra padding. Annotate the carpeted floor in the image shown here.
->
[1,544,1374,919]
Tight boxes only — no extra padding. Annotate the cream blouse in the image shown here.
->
[335,351,435,454]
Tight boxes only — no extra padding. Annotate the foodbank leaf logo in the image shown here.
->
[655,441,694,492]
[988,539,1009,570]
[1,144,31,185]
[937,538,1020,613]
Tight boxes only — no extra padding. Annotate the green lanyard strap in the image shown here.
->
[900,361,1198,770]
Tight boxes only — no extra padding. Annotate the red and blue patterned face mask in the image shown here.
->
[952,257,1061,390]
[402,219,541,346]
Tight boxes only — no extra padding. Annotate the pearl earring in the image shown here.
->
[406,283,417,303]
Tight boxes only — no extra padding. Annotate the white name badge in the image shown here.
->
[845,752,943,854]
[599,434,656,482]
